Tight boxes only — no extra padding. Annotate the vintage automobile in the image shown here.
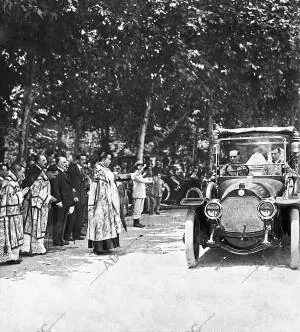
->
[181,126,300,269]
[161,173,203,205]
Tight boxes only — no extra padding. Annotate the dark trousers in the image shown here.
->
[64,203,85,239]
[45,207,53,250]
[80,202,88,236]
[119,194,128,216]
[143,195,151,213]
[52,206,68,244]
[150,196,162,214]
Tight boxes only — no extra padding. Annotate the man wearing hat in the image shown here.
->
[131,161,153,228]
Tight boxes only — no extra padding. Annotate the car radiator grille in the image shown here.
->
[221,196,264,233]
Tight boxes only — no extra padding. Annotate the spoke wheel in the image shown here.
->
[162,183,171,203]
[184,209,200,268]
[290,208,300,269]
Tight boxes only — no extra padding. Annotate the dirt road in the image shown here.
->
[0,209,299,332]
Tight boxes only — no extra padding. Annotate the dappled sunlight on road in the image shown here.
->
[1,208,297,282]
[2,209,300,332]
[195,239,296,271]
[0,209,188,280]
[119,209,186,255]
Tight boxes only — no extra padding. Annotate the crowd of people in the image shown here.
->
[6,147,288,266]
[0,152,171,264]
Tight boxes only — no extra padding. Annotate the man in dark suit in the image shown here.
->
[152,159,164,176]
[50,156,78,246]
[22,154,48,188]
[64,154,89,241]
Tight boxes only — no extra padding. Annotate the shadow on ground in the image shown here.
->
[1,208,297,280]
[120,210,186,255]
[194,245,298,271]
[0,243,97,281]
[0,209,187,280]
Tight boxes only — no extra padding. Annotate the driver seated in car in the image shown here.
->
[264,147,294,175]
[220,149,242,176]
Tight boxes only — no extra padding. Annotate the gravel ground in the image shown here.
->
[0,209,300,332]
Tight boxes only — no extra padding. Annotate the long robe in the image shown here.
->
[22,170,53,254]
[0,171,24,263]
[88,164,122,245]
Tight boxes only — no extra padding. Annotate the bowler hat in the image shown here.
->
[47,164,58,172]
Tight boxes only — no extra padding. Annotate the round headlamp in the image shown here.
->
[204,200,222,220]
[257,200,276,219]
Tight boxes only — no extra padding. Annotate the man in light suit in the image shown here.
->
[131,161,153,228]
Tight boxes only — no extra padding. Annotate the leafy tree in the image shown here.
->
[1,0,299,167]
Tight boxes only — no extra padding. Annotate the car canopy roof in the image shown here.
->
[216,126,298,139]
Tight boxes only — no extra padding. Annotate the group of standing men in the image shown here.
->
[0,153,167,264]
[50,155,89,246]
[0,154,89,264]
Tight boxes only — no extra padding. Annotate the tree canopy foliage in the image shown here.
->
[0,0,299,163]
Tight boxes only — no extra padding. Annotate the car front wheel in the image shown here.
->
[290,207,300,269]
[184,209,200,268]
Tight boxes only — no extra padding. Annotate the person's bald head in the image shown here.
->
[56,156,68,171]
[35,154,47,169]
[229,150,240,163]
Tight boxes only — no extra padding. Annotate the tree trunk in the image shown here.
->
[57,120,64,151]
[192,121,200,164]
[100,124,110,152]
[0,112,7,162]
[18,53,35,163]
[208,111,214,171]
[137,97,152,161]
[74,115,83,156]
[290,77,300,128]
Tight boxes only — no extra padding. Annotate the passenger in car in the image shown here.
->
[264,147,294,175]
[246,147,267,176]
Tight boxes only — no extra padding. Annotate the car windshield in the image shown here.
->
[218,136,287,176]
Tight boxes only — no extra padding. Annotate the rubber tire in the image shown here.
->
[162,183,171,203]
[290,208,300,269]
[184,209,200,268]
